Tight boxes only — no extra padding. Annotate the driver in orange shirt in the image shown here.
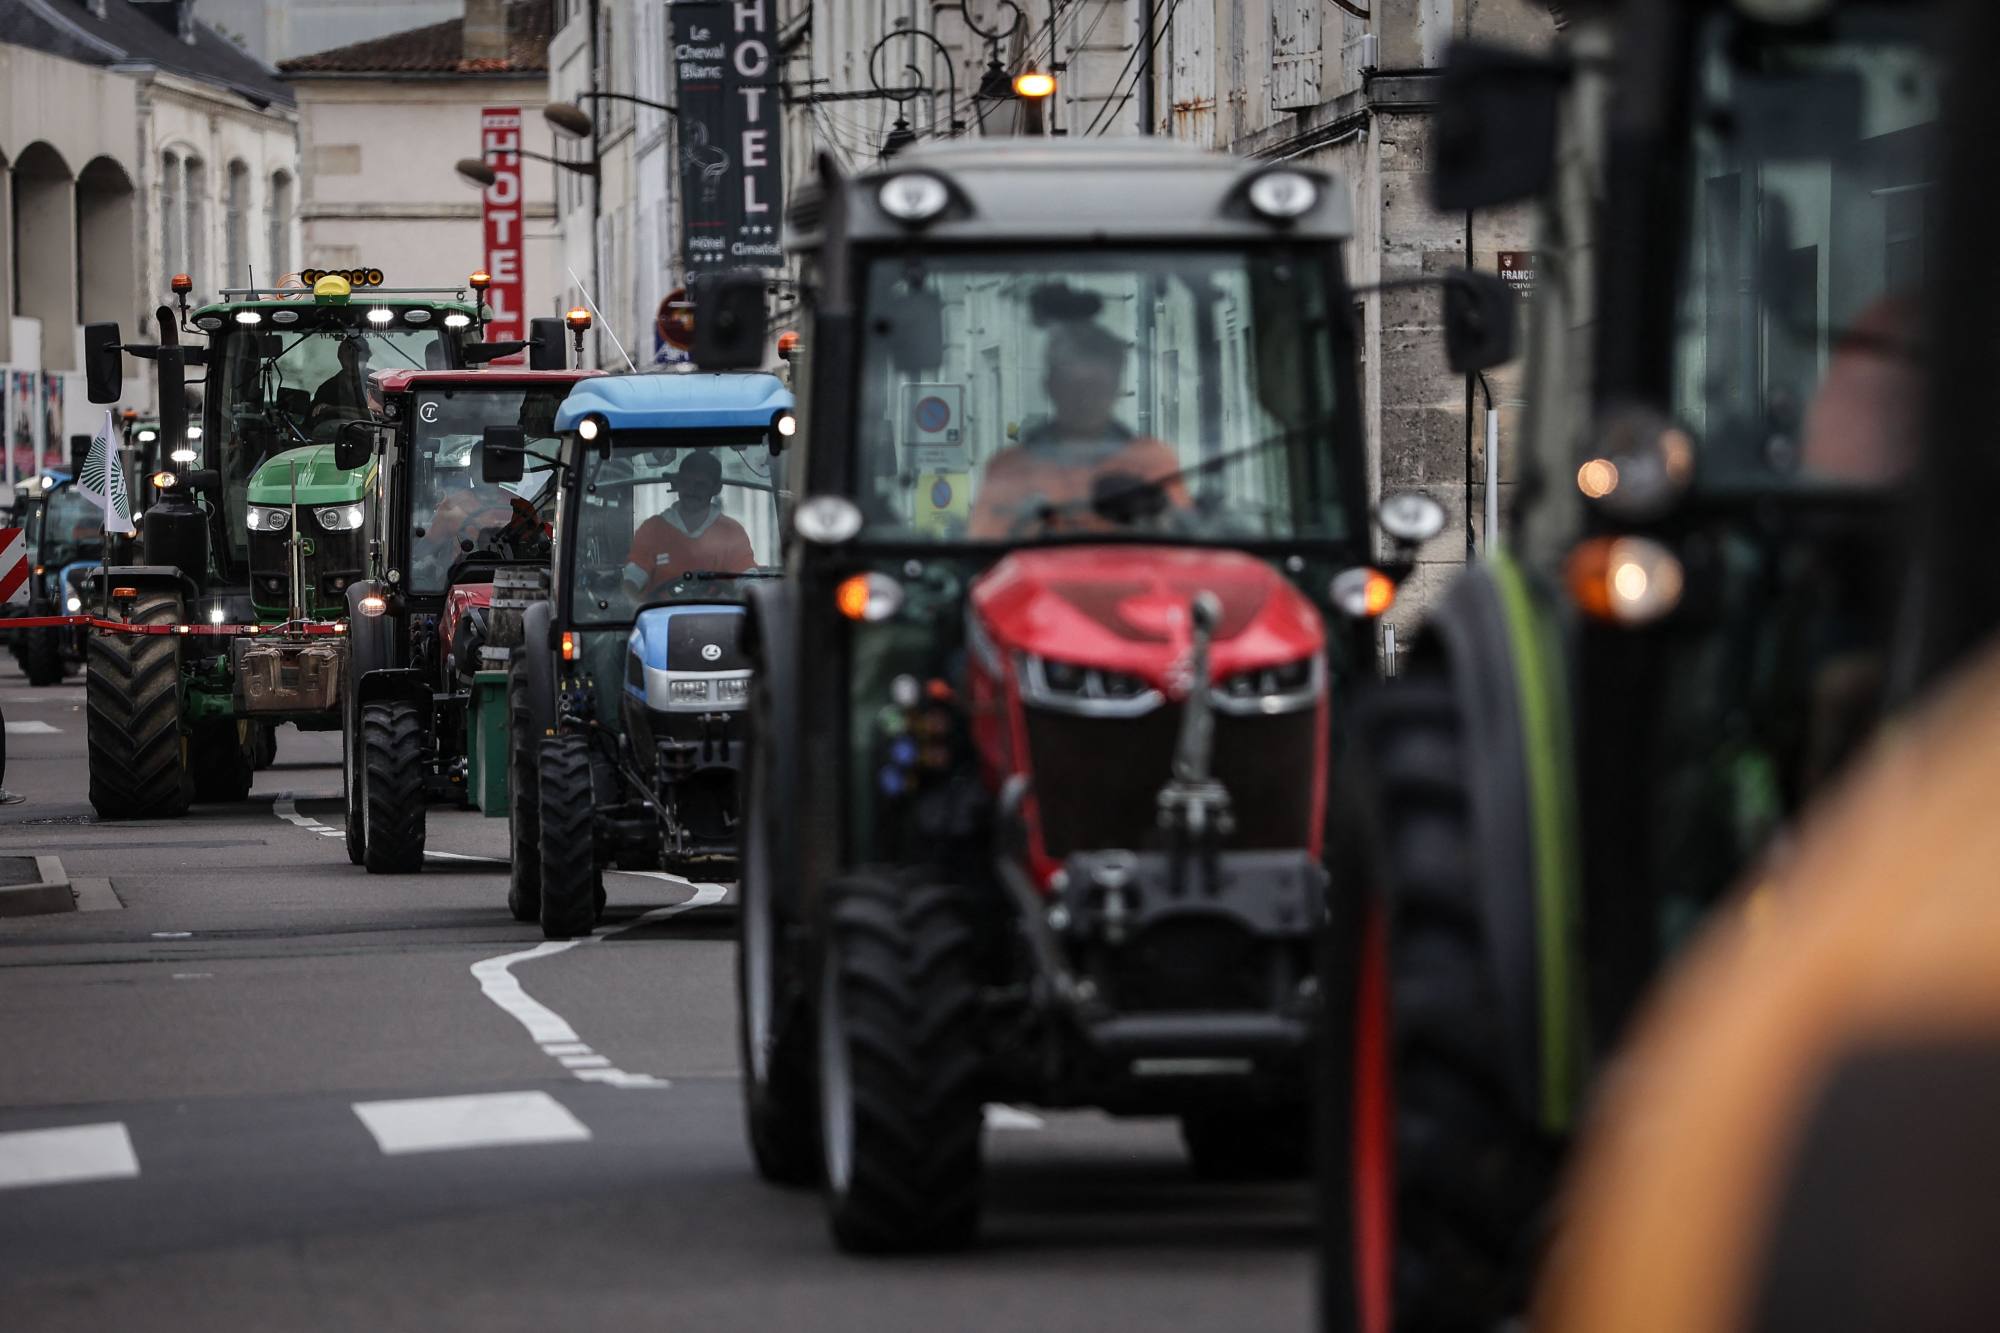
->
[427,441,539,554]
[623,450,756,595]
[967,321,1189,539]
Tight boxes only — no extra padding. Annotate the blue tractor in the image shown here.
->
[496,372,794,938]
[9,469,104,687]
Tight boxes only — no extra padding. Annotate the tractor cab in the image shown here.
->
[9,469,103,686]
[339,364,602,873]
[698,137,1512,1249]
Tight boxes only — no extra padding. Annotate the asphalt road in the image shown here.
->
[0,655,1310,1332]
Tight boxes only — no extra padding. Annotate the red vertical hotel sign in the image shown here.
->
[480,107,526,357]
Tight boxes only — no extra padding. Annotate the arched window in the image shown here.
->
[224,160,249,286]
[268,170,293,277]
[184,156,207,290]
[161,150,182,278]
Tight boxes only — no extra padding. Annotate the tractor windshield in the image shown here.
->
[853,248,1346,544]
[1671,8,1936,490]
[565,438,780,627]
[406,385,568,594]
[39,487,103,568]
[207,315,459,572]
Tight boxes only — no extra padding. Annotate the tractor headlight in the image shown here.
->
[1247,170,1318,221]
[1018,654,1162,717]
[171,448,198,464]
[576,414,606,442]
[136,429,158,444]
[668,678,711,704]
[714,676,749,705]
[1212,656,1321,716]
[316,503,365,531]
[65,595,81,613]
[878,173,950,223]
[246,504,291,532]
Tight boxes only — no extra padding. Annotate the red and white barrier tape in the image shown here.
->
[2,614,347,637]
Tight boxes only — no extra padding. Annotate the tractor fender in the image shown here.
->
[346,580,395,682]
[1412,554,1583,1133]
[83,565,200,608]
[355,667,432,712]
[743,580,803,916]
[517,600,558,740]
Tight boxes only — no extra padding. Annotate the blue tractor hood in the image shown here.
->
[625,604,752,712]
[556,372,793,434]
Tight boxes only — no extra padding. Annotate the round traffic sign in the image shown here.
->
[914,395,951,434]
[658,289,694,351]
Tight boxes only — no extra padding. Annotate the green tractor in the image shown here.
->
[79,269,528,819]
[1315,3,1943,1330]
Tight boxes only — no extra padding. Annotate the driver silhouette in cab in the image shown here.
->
[624,450,755,594]
[967,319,1188,539]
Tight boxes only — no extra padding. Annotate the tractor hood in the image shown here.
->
[968,546,1325,691]
[247,443,372,506]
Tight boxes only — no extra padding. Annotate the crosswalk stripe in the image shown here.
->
[0,1122,139,1189]
[352,1091,590,1156]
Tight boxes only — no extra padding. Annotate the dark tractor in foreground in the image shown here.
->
[713,139,1512,1251]
[507,372,794,936]
[1317,4,1943,1330]
[340,350,597,874]
[10,467,103,686]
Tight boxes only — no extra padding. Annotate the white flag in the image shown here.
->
[75,408,136,537]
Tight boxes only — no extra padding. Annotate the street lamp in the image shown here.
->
[543,91,679,140]
[454,148,599,189]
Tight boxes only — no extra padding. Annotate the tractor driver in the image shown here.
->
[623,450,756,594]
[967,321,1190,539]
[310,338,373,425]
[421,440,545,568]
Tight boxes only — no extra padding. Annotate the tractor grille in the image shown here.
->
[1024,703,1317,860]
[249,528,364,615]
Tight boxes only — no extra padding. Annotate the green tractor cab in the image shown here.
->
[77,268,555,820]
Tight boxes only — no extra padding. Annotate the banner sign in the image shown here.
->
[480,107,527,357]
[672,0,783,276]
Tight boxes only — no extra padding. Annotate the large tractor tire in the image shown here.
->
[85,591,191,820]
[817,872,985,1253]
[505,666,542,923]
[1320,678,1556,1333]
[738,675,819,1186]
[360,700,427,874]
[191,719,256,803]
[253,722,278,770]
[1181,1104,1311,1181]
[537,734,603,940]
[22,626,64,687]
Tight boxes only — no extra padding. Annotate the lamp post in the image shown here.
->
[453,147,599,188]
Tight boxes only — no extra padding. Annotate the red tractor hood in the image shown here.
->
[969,546,1324,690]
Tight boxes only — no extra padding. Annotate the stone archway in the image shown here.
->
[77,156,137,331]
[10,141,76,370]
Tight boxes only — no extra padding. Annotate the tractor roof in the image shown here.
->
[371,368,606,395]
[787,137,1353,250]
[555,372,793,433]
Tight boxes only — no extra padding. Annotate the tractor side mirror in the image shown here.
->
[1442,270,1519,373]
[1430,41,1568,211]
[481,426,526,483]
[527,316,565,371]
[84,323,123,404]
[463,340,530,365]
[692,270,770,371]
[69,433,92,475]
[335,420,381,472]
[884,286,945,376]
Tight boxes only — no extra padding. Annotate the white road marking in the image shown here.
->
[427,850,507,864]
[983,1105,1046,1131]
[3,720,57,735]
[150,931,192,939]
[352,1091,589,1156]
[0,1123,139,1190]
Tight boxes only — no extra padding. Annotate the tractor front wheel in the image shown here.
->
[22,626,64,687]
[85,591,191,820]
[537,734,602,940]
[361,700,427,874]
[817,872,984,1253]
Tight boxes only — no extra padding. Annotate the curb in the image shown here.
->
[0,856,122,918]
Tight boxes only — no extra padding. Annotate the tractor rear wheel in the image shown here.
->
[537,734,601,940]
[342,707,365,865]
[1321,678,1556,1333]
[818,872,984,1253]
[505,665,541,923]
[191,719,255,803]
[22,626,64,686]
[361,700,427,874]
[738,676,818,1186]
[85,591,191,820]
